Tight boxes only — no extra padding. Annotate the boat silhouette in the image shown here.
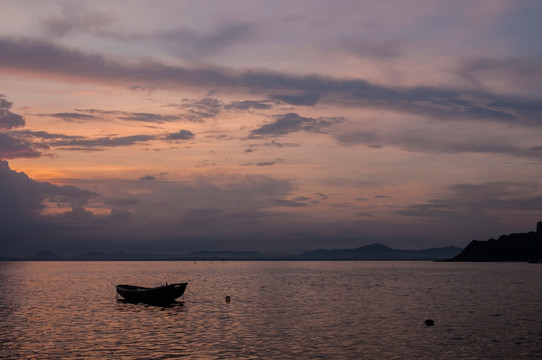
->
[116,282,188,304]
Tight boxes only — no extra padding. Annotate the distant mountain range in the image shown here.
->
[8,224,540,262]
[0,243,463,261]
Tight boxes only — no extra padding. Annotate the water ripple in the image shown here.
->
[0,261,541,359]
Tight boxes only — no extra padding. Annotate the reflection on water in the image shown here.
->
[0,261,541,359]
[116,298,185,308]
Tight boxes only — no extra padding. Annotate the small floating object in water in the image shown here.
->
[424,319,435,326]
[225,295,231,303]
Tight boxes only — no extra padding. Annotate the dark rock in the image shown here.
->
[448,229,542,262]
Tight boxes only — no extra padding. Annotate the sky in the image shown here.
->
[1,0,542,256]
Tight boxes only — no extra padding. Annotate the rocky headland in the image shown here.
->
[449,222,542,262]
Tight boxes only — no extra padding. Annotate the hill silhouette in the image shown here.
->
[449,222,542,262]
[6,243,462,261]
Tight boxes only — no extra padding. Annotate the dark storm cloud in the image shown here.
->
[165,129,195,141]
[249,113,344,138]
[0,95,25,130]
[2,37,540,125]
[0,133,42,159]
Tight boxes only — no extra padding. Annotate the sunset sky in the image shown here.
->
[1,1,541,256]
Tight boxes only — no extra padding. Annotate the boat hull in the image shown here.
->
[116,283,188,304]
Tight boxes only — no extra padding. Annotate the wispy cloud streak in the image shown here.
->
[1,37,540,125]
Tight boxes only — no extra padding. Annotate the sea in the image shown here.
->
[0,261,541,359]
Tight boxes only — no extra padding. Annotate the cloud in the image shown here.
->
[249,113,344,138]
[256,158,285,166]
[109,208,132,223]
[314,193,329,200]
[46,109,183,124]
[165,129,195,141]
[224,100,272,110]
[155,22,258,58]
[335,123,542,160]
[50,135,156,149]
[11,130,83,141]
[119,113,182,123]
[0,133,42,159]
[374,195,391,199]
[2,37,540,126]
[336,131,379,146]
[39,2,259,60]
[104,197,139,206]
[0,95,25,130]
[457,57,542,95]
[40,3,116,37]
[334,37,405,59]
[177,97,273,122]
[270,92,321,106]
[0,160,96,226]
[274,199,307,208]
[11,130,159,151]
[11,128,195,153]
[178,97,222,122]
[396,181,542,219]
[48,112,100,122]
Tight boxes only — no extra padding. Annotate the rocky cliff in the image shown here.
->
[449,230,542,262]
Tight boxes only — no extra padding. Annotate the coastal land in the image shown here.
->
[449,222,542,262]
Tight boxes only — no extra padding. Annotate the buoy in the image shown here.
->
[424,319,435,326]
[225,295,231,303]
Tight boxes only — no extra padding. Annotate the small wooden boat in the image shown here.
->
[116,282,188,304]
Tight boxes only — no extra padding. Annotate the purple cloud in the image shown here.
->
[165,129,195,141]
[250,113,344,138]
[0,95,25,130]
[0,133,42,159]
[1,37,539,125]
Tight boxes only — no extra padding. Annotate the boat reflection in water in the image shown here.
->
[116,282,188,305]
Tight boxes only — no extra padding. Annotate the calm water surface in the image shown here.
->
[0,261,541,359]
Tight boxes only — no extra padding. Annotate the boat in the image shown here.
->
[116,282,188,304]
